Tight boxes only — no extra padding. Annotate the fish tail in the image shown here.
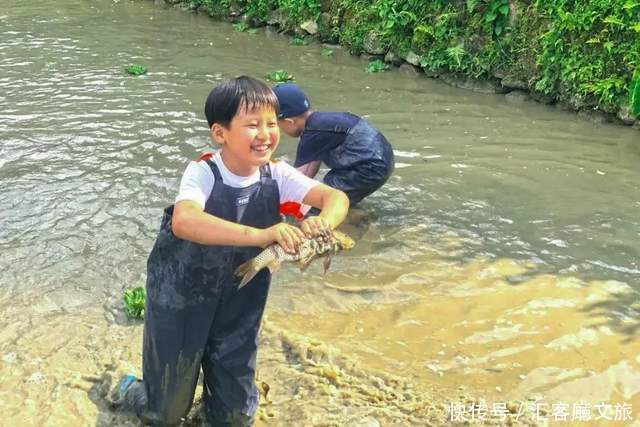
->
[234,259,261,289]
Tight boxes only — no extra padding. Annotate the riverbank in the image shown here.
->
[167,0,640,130]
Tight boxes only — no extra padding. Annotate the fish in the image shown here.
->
[234,230,355,288]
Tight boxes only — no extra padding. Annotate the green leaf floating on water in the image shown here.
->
[233,22,249,32]
[291,36,308,46]
[124,286,146,319]
[366,59,389,73]
[125,64,147,76]
[266,70,295,83]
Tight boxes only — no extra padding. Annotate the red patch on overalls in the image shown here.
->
[197,152,214,162]
[279,201,304,221]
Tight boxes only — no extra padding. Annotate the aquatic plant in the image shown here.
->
[366,59,389,73]
[125,64,147,76]
[322,48,334,57]
[291,36,308,45]
[123,286,146,319]
[233,22,249,32]
[266,70,295,82]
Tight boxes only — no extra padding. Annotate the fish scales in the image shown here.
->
[234,231,355,288]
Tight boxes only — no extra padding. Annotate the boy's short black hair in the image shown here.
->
[204,76,279,128]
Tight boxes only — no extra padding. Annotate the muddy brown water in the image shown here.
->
[1,0,639,425]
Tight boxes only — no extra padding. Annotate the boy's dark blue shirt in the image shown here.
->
[293,112,360,167]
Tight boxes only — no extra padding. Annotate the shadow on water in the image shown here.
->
[88,299,146,426]
[78,362,144,426]
[581,288,640,344]
[89,306,211,427]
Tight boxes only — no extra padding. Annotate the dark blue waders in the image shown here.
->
[127,161,280,426]
[309,117,394,206]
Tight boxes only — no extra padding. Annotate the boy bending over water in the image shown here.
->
[273,83,394,211]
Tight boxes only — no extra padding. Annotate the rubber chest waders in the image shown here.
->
[130,161,280,426]
[306,115,394,205]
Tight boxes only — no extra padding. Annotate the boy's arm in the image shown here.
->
[302,183,349,230]
[297,161,322,179]
[172,200,304,252]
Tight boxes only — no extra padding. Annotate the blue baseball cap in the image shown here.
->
[272,83,311,119]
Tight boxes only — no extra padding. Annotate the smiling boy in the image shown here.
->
[118,76,348,426]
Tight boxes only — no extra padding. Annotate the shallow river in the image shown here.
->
[1,0,639,425]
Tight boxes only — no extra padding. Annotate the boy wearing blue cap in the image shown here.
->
[273,83,394,210]
[117,76,349,426]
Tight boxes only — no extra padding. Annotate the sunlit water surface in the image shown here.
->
[1,0,639,425]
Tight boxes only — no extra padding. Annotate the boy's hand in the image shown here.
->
[260,223,305,253]
[300,216,332,239]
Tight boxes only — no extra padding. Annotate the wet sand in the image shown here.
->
[2,246,638,426]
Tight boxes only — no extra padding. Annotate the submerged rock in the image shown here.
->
[398,63,420,75]
[440,74,508,94]
[505,90,531,103]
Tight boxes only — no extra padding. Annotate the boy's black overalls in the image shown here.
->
[303,113,395,207]
[128,160,280,426]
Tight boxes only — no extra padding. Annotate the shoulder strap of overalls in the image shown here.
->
[205,158,223,182]
[259,163,272,184]
[199,152,271,185]
[305,113,352,134]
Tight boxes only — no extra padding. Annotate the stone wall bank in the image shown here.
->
[167,0,640,130]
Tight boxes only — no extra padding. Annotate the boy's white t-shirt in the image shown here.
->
[175,152,317,209]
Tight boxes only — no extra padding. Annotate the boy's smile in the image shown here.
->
[212,106,280,176]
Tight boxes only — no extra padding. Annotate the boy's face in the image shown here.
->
[211,105,280,176]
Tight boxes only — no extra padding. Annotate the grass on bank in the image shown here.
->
[189,0,639,119]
